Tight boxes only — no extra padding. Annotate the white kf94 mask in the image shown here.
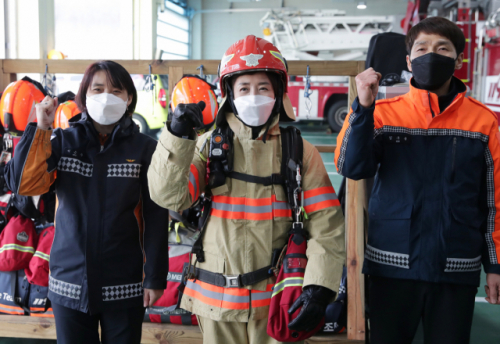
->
[86,93,128,125]
[233,95,276,127]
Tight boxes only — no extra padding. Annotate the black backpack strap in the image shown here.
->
[280,126,303,210]
[227,171,285,186]
[191,197,212,263]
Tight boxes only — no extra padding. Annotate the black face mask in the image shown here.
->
[411,53,457,90]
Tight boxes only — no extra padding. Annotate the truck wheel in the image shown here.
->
[132,114,149,135]
[327,100,348,133]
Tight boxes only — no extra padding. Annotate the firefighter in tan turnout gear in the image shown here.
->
[148,35,345,344]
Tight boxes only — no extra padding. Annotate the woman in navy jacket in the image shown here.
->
[5,61,169,344]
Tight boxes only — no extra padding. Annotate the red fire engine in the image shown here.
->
[260,10,395,132]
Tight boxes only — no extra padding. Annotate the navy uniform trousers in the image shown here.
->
[52,302,145,344]
[369,276,477,344]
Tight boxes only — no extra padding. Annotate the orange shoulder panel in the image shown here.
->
[17,129,56,196]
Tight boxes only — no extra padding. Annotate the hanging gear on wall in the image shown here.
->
[41,64,57,97]
[304,65,313,119]
[144,64,157,117]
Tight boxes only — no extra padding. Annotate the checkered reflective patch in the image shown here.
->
[102,282,143,301]
[58,157,93,177]
[484,147,498,264]
[365,244,409,269]
[337,112,357,175]
[107,164,141,178]
[378,126,489,142]
[49,276,82,300]
[445,256,482,272]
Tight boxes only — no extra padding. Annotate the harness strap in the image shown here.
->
[187,265,273,288]
[227,171,285,186]
[191,198,212,263]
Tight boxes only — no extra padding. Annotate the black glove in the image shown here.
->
[170,101,206,137]
[288,285,335,332]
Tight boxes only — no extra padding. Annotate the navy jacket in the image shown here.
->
[5,114,169,313]
[335,79,500,286]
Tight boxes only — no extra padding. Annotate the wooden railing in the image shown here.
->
[0,59,367,343]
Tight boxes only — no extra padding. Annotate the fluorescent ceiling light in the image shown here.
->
[357,1,367,9]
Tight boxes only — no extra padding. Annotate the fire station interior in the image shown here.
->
[0,0,498,343]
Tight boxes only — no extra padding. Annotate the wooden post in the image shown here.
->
[346,72,367,341]
[0,60,17,92]
[168,66,184,98]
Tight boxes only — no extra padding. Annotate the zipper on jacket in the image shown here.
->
[428,92,435,118]
[451,137,457,182]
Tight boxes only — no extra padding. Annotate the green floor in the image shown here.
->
[2,122,499,343]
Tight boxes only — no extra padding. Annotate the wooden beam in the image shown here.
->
[168,66,184,98]
[315,145,336,153]
[0,315,362,343]
[0,71,17,94]
[346,75,366,341]
[1,59,361,76]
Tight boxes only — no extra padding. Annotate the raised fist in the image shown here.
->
[36,95,58,130]
[170,101,206,136]
[355,68,382,108]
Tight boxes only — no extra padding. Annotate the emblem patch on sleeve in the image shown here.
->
[17,232,29,243]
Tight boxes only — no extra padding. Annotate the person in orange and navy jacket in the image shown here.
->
[335,17,500,344]
[4,61,169,344]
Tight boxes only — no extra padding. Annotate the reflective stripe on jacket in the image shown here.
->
[148,112,345,322]
[335,77,500,286]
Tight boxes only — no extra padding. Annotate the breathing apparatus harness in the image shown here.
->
[182,122,306,289]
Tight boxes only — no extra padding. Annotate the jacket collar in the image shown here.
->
[70,112,138,144]
[225,112,281,140]
[408,76,467,119]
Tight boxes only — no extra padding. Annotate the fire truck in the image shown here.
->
[475,4,500,119]
[260,10,396,132]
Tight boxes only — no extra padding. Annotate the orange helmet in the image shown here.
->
[171,76,218,132]
[54,100,80,130]
[218,35,288,98]
[0,77,47,132]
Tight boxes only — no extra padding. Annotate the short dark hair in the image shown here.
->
[405,17,465,55]
[76,60,137,115]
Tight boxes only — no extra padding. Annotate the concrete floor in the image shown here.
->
[1,122,499,343]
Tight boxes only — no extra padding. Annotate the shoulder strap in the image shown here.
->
[280,126,303,209]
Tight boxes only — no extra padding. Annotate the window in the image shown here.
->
[157,0,190,60]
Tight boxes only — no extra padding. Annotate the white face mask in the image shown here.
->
[86,93,128,125]
[233,95,276,127]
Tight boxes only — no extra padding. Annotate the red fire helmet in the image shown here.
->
[218,35,288,98]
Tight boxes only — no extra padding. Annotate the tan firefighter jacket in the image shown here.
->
[148,112,345,322]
